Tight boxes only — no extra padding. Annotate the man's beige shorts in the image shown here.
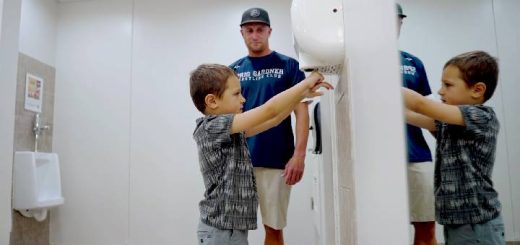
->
[407,161,435,222]
[254,167,292,230]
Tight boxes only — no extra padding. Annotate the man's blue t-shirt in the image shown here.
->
[400,51,433,163]
[230,51,305,169]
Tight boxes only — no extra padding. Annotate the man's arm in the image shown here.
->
[282,102,309,185]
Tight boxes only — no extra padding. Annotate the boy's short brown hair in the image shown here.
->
[444,51,499,102]
[189,64,236,113]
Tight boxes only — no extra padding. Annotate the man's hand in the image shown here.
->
[282,155,305,185]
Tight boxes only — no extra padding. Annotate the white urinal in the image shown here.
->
[13,151,64,221]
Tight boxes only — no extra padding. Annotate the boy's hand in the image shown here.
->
[304,71,334,98]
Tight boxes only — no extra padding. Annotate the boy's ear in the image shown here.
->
[471,82,486,99]
[205,94,219,110]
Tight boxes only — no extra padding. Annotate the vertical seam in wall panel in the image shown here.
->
[491,0,516,236]
[128,0,135,244]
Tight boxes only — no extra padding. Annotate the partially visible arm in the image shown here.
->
[283,102,309,185]
[402,87,464,126]
[293,102,310,158]
[405,109,436,131]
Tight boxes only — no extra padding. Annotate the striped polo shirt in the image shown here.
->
[434,105,501,224]
[193,114,258,230]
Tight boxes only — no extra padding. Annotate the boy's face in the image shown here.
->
[438,65,479,105]
[213,75,246,114]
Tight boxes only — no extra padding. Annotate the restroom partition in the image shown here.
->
[314,61,410,244]
[308,0,411,244]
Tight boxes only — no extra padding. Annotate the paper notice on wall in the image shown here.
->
[24,73,44,113]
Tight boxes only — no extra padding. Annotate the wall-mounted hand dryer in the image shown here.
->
[291,0,345,75]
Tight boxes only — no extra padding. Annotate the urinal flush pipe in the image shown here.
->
[33,113,50,152]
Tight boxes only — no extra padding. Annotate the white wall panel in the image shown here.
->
[19,0,57,66]
[0,0,4,39]
[52,0,133,244]
[494,0,520,240]
[0,0,21,243]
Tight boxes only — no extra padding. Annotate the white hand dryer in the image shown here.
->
[291,0,345,75]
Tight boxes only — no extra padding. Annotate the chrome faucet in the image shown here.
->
[33,113,50,152]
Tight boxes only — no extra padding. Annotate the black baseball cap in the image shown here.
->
[396,3,407,18]
[240,7,270,26]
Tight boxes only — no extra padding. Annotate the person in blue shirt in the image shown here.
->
[397,3,436,244]
[230,7,309,245]
[402,50,504,245]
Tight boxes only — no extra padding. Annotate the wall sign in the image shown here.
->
[24,73,44,113]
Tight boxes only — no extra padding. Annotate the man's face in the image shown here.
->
[240,23,271,55]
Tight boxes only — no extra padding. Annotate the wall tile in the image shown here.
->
[10,53,55,245]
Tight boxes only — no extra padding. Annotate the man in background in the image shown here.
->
[230,7,309,245]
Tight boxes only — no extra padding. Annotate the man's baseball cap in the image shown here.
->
[396,3,407,18]
[240,7,270,26]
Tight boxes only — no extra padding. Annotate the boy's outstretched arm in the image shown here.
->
[402,87,465,126]
[232,72,333,136]
[244,101,294,137]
